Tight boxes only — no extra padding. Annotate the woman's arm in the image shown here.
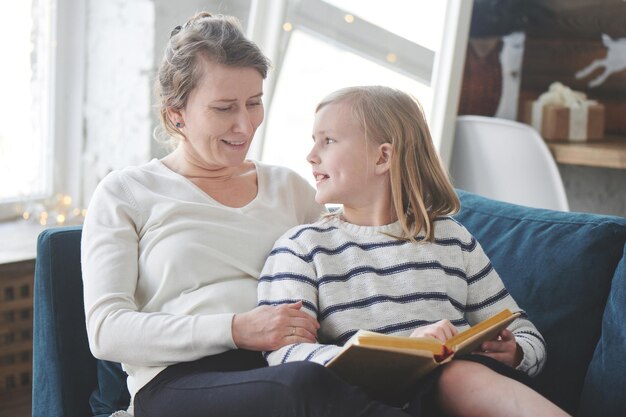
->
[82,172,235,366]
[232,301,319,351]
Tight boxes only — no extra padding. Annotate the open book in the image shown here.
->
[325,309,521,400]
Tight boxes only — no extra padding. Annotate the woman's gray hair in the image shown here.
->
[154,12,270,148]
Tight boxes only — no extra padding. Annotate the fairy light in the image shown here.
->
[282,22,293,32]
[386,53,397,63]
[20,194,86,226]
[344,14,354,23]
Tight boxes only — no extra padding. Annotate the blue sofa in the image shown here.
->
[32,190,626,417]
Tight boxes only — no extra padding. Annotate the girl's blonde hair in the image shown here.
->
[154,12,270,148]
[316,86,460,242]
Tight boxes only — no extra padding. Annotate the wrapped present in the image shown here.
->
[522,82,605,141]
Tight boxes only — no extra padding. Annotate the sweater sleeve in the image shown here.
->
[461,231,546,377]
[81,172,236,367]
[258,232,342,366]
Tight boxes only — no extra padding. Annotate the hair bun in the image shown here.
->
[170,25,182,38]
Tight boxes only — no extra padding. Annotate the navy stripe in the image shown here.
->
[269,240,407,263]
[318,261,467,286]
[465,288,510,311]
[333,317,468,346]
[436,237,477,252]
[270,236,476,263]
[369,317,467,338]
[467,262,494,285]
[257,298,319,317]
[259,272,317,288]
[289,226,338,239]
[281,343,299,364]
[319,292,450,320]
[516,329,546,346]
[304,345,332,361]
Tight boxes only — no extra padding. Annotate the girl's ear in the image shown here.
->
[375,143,393,175]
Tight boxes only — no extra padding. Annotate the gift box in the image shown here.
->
[521,82,605,141]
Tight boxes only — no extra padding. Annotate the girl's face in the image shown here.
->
[308,101,383,209]
[173,57,264,170]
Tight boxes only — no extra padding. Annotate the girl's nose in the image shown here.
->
[307,145,320,165]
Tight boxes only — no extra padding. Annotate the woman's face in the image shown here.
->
[176,56,264,170]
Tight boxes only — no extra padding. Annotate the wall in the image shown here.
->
[82,0,155,201]
[560,165,625,217]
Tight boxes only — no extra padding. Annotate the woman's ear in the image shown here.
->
[375,143,393,175]
[166,107,184,128]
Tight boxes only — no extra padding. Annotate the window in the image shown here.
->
[247,0,472,184]
[0,0,85,222]
[0,0,55,219]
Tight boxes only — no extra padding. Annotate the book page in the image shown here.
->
[445,309,520,355]
[351,330,444,355]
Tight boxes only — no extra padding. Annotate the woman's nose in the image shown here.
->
[234,109,254,136]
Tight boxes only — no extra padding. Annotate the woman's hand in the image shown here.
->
[410,319,458,342]
[475,329,523,368]
[232,301,320,351]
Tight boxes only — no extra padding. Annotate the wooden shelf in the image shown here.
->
[547,137,626,170]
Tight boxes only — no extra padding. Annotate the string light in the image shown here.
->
[21,194,86,227]
[344,14,354,23]
[386,53,397,63]
[282,22,293,32]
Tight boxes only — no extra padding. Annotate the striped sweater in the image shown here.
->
[258,215,546,377]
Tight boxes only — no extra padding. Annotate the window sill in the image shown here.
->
[0,221,47,264]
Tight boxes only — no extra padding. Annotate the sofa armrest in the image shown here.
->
[33,226,97,417]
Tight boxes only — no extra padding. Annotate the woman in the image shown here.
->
[82,12,414,417]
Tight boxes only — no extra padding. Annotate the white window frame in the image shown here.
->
[246,0,473,167]
[0,0,85,221]
[53,0,86,208]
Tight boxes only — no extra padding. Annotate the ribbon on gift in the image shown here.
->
[531,82,598,141]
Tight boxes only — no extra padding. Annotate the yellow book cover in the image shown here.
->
[325,309,521,400]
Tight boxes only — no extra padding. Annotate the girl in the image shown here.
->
[258,86,570,417]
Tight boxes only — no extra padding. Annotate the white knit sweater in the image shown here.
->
[258,216,546,377]
[81,159,322,405]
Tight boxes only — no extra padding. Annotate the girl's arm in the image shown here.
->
[462,231,546,377]
[258,234,341,366]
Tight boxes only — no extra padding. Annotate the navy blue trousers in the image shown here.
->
[134,350,534,417]
[133,349,417,417]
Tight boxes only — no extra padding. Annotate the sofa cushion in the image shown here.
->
[454,190,626,415]
[579,247,626,417]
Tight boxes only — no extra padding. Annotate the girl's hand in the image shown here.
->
[232,301,320,351]
[475,329,523,367]
[410,319,458,342]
